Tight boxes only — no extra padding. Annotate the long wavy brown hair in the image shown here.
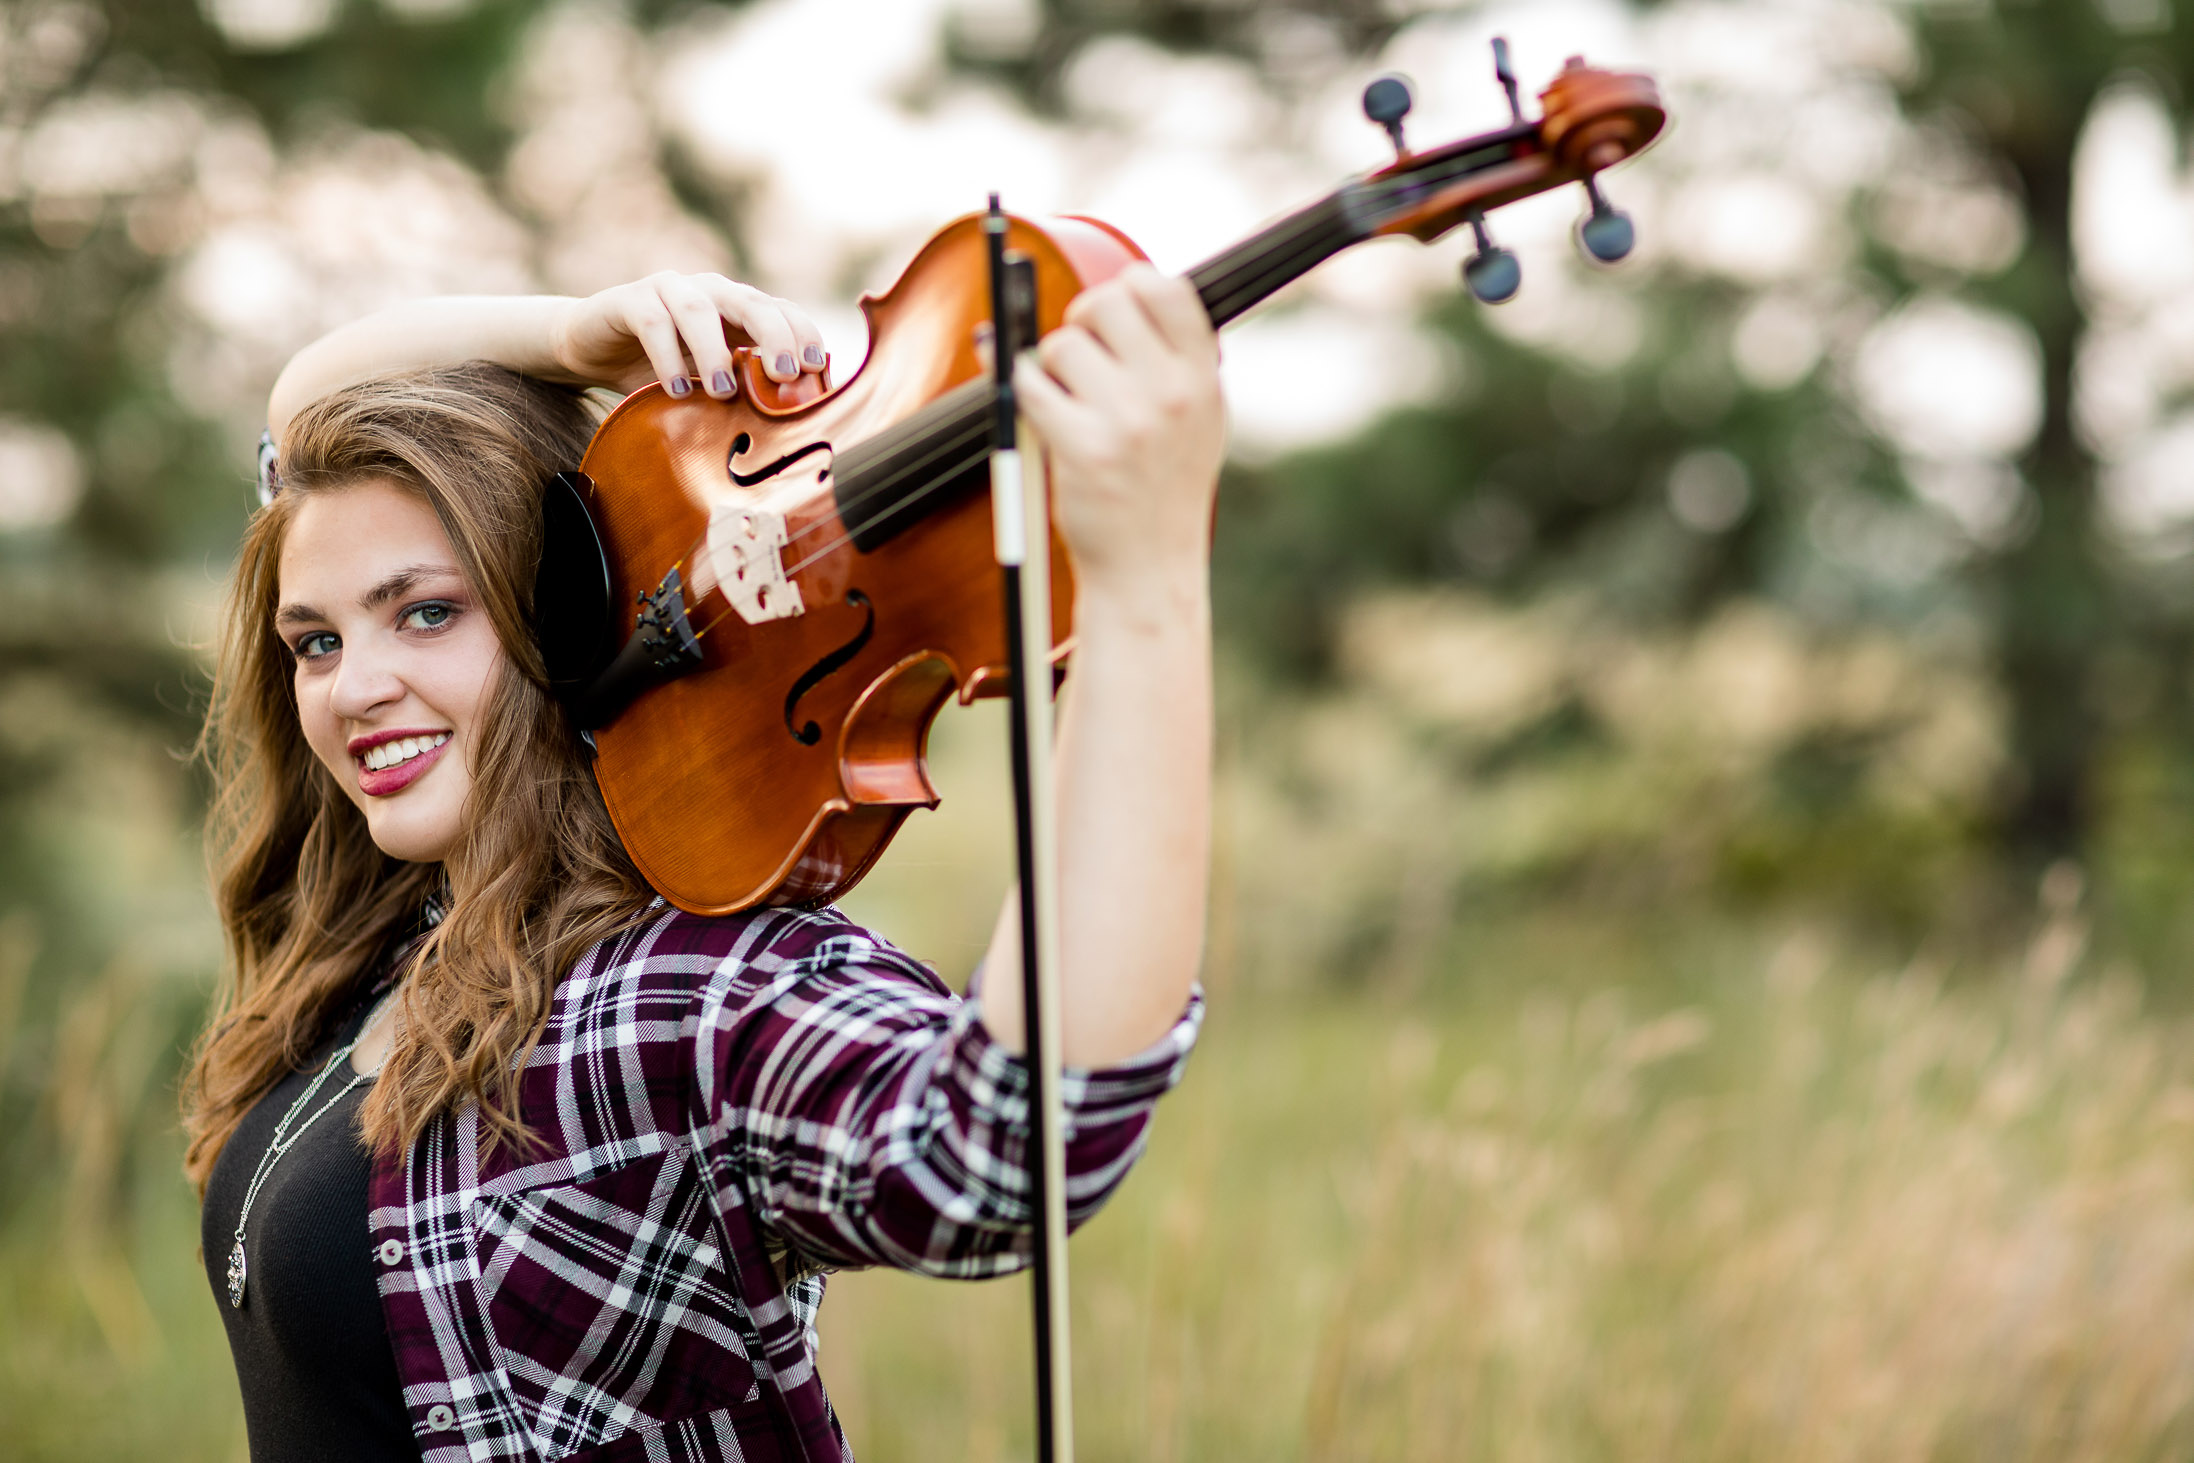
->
[183,363,653,1190]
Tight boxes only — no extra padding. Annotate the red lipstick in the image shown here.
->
[351,728,453,798]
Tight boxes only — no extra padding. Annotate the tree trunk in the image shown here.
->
[1987,96,2107,866]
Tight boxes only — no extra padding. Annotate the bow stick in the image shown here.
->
[986,193,1075,1463]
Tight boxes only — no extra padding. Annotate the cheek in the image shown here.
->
[292,667,343,765]
[291,666,369,808]
[429,622,510,733]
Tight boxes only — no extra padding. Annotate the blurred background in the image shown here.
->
[10,0,2194,1456]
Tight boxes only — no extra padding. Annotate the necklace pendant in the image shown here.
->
[227,1238,248,1309]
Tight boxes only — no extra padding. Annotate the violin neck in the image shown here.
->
[831,182,1391,554]
[1186,190,1365,329]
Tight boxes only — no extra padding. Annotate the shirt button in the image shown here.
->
[425,1404,456,1432]
[377,1239,404,1266]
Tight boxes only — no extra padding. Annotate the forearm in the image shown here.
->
[978,565,1213,1066]
[267,296,576,436]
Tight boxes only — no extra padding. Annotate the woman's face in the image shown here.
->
[276,478,503,863]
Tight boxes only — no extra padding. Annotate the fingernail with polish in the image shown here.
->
[712,369,734,396]
[774,351,796,378]
[803,344,825,369]
[668,375,692,398]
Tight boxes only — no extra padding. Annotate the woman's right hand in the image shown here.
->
[550,272,829,401]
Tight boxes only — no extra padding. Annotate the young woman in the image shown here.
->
[185,267,1223,1462]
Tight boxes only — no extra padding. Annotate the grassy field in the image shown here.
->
[823,899,2194,1463]
[9,609,2194,1459]
[11,896,2194,1461]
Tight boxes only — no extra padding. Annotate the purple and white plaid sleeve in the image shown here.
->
[689,920,1200,1277]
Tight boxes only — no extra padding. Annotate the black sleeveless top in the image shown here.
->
[201,997,417,1462]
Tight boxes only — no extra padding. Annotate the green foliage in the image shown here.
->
[1215,289,1911,676]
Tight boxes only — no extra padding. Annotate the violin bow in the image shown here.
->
[985,194,1076,1463]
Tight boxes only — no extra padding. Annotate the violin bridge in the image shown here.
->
[707,502,806,624]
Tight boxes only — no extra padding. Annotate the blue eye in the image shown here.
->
[402,601,457,631]
[293,631,339,660]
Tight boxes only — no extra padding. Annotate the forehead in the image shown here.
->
[277,479,458,601]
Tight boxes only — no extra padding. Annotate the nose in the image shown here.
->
[325,634,407,722]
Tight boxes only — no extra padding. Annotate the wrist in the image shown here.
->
[1072,560,1210,641]
[540,298,583,382]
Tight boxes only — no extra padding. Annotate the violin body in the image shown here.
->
[575,214,1144,912]
[556,55,1666,915]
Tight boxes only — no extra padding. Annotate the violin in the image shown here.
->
[536,49,1665,915]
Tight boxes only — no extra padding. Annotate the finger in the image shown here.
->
[622,294,697,398]
[1064,277,1171,375]
[697,276,801,382]
[1123,266,1218,365]
[656,275,739,399]
[1035,323,1135,409]
[1011,353,1101,458]
[771,295,829,375]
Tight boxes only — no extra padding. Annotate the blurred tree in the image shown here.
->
[996,0,2193,871]
[1891,2,2176,862]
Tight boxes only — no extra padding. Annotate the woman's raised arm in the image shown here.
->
[266,274,828,436]
[973,264,1225,1069]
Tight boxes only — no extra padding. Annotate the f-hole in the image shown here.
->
[784,590,874,745]
[730,433,834,488]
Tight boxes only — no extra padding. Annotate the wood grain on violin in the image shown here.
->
[554,57,1665,915]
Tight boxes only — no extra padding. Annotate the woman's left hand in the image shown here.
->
[550,272,828,400]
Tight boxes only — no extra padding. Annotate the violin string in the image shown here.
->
[1193,142,1518,321]
[777,393,990,558]
[1196,207,1366,326]
[1188,197,1359,326]
[757,199,1364,577]
[625,143,1532,678]
[673,165,1462,627]
[735,216,1344,592]
[787,210,1354,568]
[759,409,993,581]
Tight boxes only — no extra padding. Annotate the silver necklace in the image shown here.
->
[225,1002,385,1309]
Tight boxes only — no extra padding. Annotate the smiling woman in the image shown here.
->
[180,264,1220,1463]
[188,365,636,1183]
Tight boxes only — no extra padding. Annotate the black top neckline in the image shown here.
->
[201,996,416,1462]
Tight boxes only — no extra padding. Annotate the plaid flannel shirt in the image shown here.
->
[366,902,1198,1463]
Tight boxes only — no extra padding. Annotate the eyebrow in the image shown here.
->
[274,563,464,629]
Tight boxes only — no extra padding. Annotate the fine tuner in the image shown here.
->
[1362,37,1640,304]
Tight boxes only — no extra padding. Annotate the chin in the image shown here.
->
[363,805,464,864]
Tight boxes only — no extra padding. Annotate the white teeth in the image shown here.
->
[362,732,450,773]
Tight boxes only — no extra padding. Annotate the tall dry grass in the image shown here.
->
[823,883,2194,1462]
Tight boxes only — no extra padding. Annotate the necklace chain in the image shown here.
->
[226,996,388,1310]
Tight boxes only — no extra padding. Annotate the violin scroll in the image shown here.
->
[1361,39,1665,294]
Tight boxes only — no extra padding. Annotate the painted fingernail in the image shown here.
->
[711,369,734,395]
[774,351,796,378]
[667,375,692,398]
[802,343,825,369]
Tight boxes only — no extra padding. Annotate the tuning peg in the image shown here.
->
[1462,209,1521,304]
[1362,74,1413,156]
[1492,37,1524,125]
[1575,174,1635,263]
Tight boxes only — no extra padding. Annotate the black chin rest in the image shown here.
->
[534,471,618,706]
